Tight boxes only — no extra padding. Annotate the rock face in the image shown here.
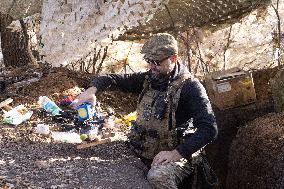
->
[270,68,284,112]
[226,112,284,189]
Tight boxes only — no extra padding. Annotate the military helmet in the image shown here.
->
[141,33,178,61]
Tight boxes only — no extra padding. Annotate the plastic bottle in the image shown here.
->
[76,102,96,121]
[87,127,99,141]
[38,96,61,116]
[51,132,82,143]
[104,116,115,128]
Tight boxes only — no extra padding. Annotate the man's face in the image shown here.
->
[146,55,177,80]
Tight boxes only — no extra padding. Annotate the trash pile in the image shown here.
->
[0,65,139,149]
[0,93,137,148]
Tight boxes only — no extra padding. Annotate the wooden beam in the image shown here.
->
[76,138,112,149]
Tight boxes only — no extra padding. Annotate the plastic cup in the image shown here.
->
[36,124,50,135]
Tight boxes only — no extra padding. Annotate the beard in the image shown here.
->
[149,69,170,83]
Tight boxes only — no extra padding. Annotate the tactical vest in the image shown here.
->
[128,73,191,159]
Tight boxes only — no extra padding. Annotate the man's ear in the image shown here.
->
[170,54,178,63]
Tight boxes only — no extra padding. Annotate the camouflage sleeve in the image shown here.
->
[175,78,218,158]
[91,72,148,93]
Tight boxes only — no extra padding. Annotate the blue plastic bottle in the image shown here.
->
[38,96,61,116]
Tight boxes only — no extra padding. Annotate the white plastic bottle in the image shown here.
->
[38,96,61,116]
[52,132,82,143]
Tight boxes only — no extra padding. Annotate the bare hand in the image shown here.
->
[70,86,97,109]
[151,149,183,167]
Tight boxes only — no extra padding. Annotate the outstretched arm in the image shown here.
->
[71,86,97,108]
[71,72,148,108]
[91,72,147,93]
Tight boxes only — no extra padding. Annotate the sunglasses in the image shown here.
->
[144,56,172,66]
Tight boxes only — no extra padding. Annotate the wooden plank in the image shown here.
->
[76,138,112,149]
[101,132,115,139]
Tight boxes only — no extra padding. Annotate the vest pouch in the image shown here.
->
[128,123,146,155]
[142,130,160,159]
[153,94,167,120]
[159,129,179,152]
[129,122,146,137]
[168,129,179,149]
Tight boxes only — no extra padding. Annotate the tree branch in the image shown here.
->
[165,4,175,28]
[223,25,233,70]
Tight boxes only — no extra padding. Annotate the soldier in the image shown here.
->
[71,33,218,189]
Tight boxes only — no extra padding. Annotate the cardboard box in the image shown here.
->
[205,68,256,110]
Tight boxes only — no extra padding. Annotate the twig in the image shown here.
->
[85,57,93,73]
[271,0,281,66]
[92,48,102,74]
[178,31,192,73]
[95,46,108,76]
[223,25,233,70]
[124,42,134,75]
[165,4,175,28]
[195,41,208,74]
[241,58,257,69]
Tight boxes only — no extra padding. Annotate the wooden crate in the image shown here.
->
[205,68,256,110]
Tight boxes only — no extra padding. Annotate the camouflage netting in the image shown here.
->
[119,0,271,40]
[40,0,272,66]
[39,0,169,66]
[1,0,271,28]
[0,0,272,66]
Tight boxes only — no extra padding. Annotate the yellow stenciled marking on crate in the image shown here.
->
[242,78,253,86]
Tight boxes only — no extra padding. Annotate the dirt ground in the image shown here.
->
[204,67,281,188]
[206,102,274,189]
[0,134,151,189]
[0,66,150,188]
[226,112,284,189]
